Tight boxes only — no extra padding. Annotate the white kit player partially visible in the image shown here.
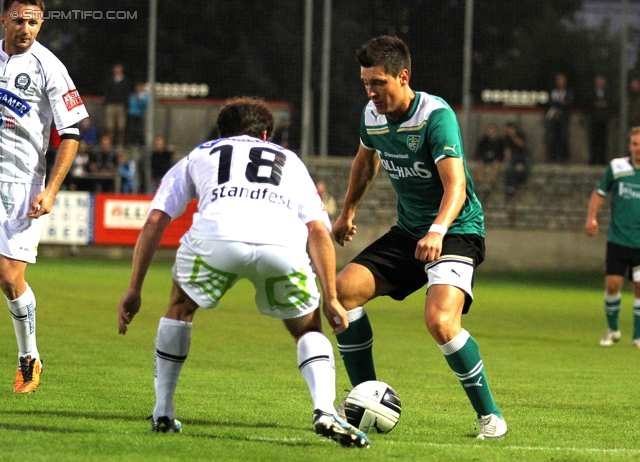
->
[117,97,370,448]
[1,0,87,393]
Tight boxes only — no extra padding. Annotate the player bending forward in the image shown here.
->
[117,97,369,448]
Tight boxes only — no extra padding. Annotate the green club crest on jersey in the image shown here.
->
[407,135,421,153]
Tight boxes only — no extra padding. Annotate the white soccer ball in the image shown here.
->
[343,380,401,433]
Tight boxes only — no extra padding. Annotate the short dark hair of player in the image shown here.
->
[216,97,274,140]
[3,0,45,13]
[355,35,411,79]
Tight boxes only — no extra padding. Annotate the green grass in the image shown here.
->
[1,259,640,461]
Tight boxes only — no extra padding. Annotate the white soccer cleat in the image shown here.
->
[313,409,370,448]
[632,338,640,348]
[599,329,621,347]
[477,414,507,439]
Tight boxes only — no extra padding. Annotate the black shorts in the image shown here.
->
[351,226,485,312]
[606,241,640,280]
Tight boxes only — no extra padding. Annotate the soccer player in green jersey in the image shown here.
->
[586,126,640,348]
[332,35,506,439]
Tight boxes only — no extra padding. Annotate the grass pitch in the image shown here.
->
[1,258,639,461]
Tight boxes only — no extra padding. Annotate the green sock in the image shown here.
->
[336,307,376,386]
[633,299,640,340]
[440,330,501,419]
[605,293,621,331]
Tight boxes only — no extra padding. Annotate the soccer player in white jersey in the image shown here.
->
[117,97,370,448]
[1,0,88,393]
[586,127,640,347]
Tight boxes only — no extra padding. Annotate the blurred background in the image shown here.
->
[36,0,640,159]
[29,0,639,268]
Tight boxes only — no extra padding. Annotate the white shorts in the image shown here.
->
[425,255,475,300]
[0,182,44,263]
[173,238,320,319]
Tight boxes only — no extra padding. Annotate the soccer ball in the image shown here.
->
[343,380,401,433]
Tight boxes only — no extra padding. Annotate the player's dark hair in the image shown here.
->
[217,96,274,140]
[3,0,45,13]
[356,35,411,78]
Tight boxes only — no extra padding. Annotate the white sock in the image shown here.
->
[7,284,38,361]
[298,331,336,414]
[153,317,192,420]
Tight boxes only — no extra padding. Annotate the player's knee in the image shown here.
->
[424,310,459,342]
[0,271,25,299]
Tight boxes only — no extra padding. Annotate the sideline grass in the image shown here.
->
[1,259,639,461]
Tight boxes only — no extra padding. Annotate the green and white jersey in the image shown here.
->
[360,92,484,238]
[596,156,640,248]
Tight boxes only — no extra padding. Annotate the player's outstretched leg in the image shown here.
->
[297,331,369,448]
[8,285,41,393]
[312,409,370,448]
[439,329,507,439]
[600,293,621,346]
[151,317,192,432]
[335,307,376,386]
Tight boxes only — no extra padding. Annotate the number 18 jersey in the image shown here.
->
[150,135,330,249]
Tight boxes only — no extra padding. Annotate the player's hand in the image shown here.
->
[322,298,350,335]
[415,232,444,262]
[118,288,142,335]
[585,218,599,237]
[27,190,55,218]
[332,214,357,247]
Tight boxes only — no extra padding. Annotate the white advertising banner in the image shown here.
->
[40,191,92,245]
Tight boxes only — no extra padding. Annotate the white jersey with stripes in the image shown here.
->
[0,40,88,184]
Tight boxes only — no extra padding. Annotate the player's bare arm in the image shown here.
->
[28,138,79,218]
[585,190,605,237]
[118,209,172,334]
[415,157,466,262]
[332,144,379,246]
[306,219,349,334]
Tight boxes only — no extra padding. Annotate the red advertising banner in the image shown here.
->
[93,194,197,247]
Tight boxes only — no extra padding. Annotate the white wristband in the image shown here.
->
[428,223,447,235]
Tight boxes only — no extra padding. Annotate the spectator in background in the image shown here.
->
[149,135,175,193]
[271,112,292,149]
[126,82,149,146]
[104,63,131,147]
[588,75,613,166]
[316,180,337,220]
[89,134,118,192]
[473,123,504,199]
[545,72,574,163]
[117,152,137,193]
[629,78,640,130]
[503,122,532,226]
[79,117,97,147]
